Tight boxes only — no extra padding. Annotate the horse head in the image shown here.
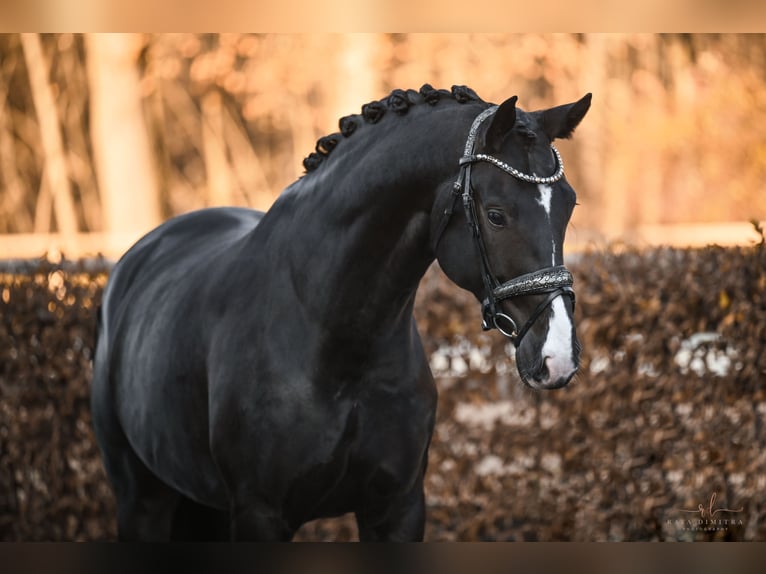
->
[433,93,591,390]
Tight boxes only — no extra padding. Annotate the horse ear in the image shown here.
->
[483,95,518,152]
[540,93,592,140]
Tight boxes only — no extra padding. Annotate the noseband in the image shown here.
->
[433,106,575,347]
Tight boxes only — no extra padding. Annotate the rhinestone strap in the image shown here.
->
[493,265,573,301]
[468,145,565,184]
[462,105,499,158]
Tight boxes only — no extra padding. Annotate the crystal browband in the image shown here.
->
[460,145,565,185]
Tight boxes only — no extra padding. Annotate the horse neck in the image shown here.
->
[269,102,482,339]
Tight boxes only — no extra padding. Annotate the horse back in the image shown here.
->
[101,207,263,327]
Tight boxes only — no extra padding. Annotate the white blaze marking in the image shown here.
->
[536,184,552,217]
[536,183,574,384]
[537,184,557,265]
[541,296,576,384]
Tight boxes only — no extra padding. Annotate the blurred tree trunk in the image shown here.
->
[85,34,161,237]
[578,34,611,237]
[0,68,32,232]
[20,33,78,235]
[201,89,231,206]
[594,34,630,239]
[635,35,663,229]
[330,34,379,123]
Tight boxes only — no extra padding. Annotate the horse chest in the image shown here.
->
[209,361,435,519]
[279,386,436,523]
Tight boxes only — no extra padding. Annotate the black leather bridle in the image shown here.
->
[432,106,575,347]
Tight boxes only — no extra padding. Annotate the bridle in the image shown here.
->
[434,106,575,346]
[432,105,576,347]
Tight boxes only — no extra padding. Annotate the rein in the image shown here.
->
[433,106,575,347]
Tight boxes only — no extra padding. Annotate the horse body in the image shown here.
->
[92,86,590,540]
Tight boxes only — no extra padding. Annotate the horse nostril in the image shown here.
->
[537,357,552,382]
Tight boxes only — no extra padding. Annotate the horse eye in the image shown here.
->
[487,210,505,227]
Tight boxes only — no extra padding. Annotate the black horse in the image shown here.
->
[91,85,591,541]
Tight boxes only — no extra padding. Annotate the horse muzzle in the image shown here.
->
[480,266,579,390]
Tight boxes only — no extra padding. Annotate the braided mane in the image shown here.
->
[302,84,484,172]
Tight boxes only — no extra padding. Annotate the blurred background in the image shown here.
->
[2,34,766,541]
[0,33,764,258]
